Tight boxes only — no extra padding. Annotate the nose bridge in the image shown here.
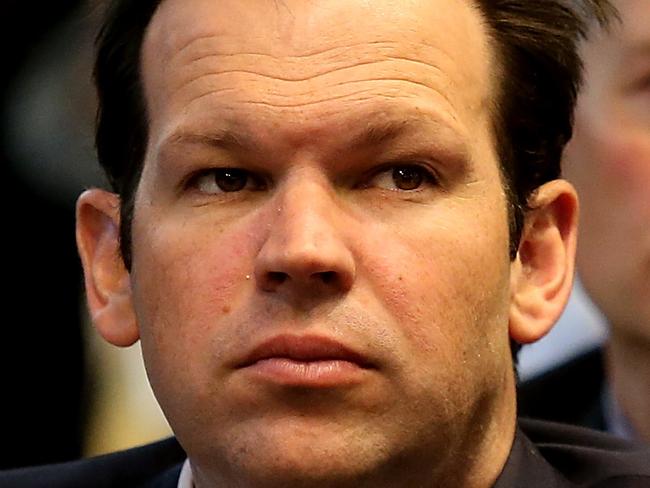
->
[255,169,356,293]
[277,170,338,245]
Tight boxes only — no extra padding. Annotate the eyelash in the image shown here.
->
[186,168,267,195]
[361,163,439,192]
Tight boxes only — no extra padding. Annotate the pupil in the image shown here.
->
[216,169,247,192]
[393,166,423,190]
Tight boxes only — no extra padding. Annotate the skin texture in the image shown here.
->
[563,0,650,441]
[76,0,577,486]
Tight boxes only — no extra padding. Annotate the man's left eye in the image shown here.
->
[368,165,436,191]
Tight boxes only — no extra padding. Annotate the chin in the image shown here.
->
[214,442,387,488]
[190,419,412,488]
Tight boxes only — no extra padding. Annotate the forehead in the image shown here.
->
[142,0,496,150]
[147,0,488,49]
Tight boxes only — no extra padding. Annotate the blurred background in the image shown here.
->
[0,0,615,470]
[1,0,170,469]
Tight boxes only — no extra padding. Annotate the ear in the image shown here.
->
[76,189,139,347]
[509,180,578,344]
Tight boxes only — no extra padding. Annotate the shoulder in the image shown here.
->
[0,437,186,488]
[519,418,650,487]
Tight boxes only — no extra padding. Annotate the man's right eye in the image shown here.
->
[192,168,265,194]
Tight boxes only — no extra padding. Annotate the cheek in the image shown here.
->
[128,211,266,428]
[568,114,650,319]
[600,142,650,250]
[570,102,650,212]
[599,137,650,204]
[352,212,513,427]
[130,214,259,345]
[570,125,650,259]
[357,205,512,363]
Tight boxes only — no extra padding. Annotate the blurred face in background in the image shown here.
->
[564,0,650,342]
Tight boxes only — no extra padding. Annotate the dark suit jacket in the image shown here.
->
[0,437,185,488]
[518,348,606,430]
[1,418,649,487]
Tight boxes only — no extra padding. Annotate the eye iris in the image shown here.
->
[392,166,423,190]
[215,169,247,192]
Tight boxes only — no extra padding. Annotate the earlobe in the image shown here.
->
[76,189,139,347]
[509,180,578,344]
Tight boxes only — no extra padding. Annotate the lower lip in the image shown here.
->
[244,358,368,387]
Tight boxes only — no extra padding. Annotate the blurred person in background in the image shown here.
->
[519,0,650,442]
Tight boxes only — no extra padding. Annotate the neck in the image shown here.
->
[606,329,650,442]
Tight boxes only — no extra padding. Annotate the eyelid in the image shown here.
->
[185,167,268,194]
[360,161,440,189]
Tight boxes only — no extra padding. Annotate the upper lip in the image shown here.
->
[238,334,374,369]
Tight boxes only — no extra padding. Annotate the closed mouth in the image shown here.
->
[239,334,374,369]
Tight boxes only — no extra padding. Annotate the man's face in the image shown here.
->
[564,0,650,340]
[134,0,515,484]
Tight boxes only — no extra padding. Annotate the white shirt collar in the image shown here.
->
[177,458,193,488]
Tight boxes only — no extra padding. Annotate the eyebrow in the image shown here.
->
[349,118,418,150]
[347,116,470,163]
[161,129,253,152]
[160,113,467,159]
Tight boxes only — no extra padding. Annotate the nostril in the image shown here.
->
[317,271,337,284]
[268,271,288,285]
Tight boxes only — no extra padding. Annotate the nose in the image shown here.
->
[254,177,356,297]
